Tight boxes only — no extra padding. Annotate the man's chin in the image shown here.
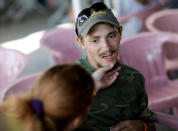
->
[102,60,116,67]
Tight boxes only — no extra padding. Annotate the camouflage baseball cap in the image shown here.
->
[75,2,120,37]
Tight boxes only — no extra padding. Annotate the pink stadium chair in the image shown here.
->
[146,9,178,34]
[119,32,178,111]
[2,73,40,103]
[1,72,178,129]
[117,4,161,31]
[0,47,27,101]
[154,111,178,129]
[162,42,178,116]
[40,27,82,64]
[162,42,178,73]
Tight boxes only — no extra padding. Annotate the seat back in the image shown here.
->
[0,48,27,98]
[1,73,39,103]
[162,42,178,79]
[119,32,178,89]
[146,9,178,34]
[40,27,81,64]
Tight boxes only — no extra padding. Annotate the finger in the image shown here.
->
[100,72,118,89]
[107,66,121,76]
[106,67,120,82]
[106,72,119,86]
[93,65,113,77]
[93,65,119,79]
[92,68,106,80]
[102,64,114,72]
[93,65,115,80]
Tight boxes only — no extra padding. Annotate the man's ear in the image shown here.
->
[77,37,85,49]
[119,26,123,37]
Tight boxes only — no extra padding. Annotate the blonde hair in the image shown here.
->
[0,64,95,131]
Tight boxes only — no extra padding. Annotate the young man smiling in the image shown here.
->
[75,2,156,131]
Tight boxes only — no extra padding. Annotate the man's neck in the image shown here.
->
[86,56,100,69]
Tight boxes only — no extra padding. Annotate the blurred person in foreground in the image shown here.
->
[0,64,95,131]
[75,2,156,131]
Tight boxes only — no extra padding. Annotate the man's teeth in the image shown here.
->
[102,53,113,58]
[104,56,111,58]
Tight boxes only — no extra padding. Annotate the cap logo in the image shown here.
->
[90,11,107,17]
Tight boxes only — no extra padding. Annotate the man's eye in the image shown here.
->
[109,34,116,38]
[92,39,98,43]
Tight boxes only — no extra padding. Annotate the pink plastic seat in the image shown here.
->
[40,27,82,64]
[119,32,178,111]
[162,42,178,72]
[0,48,27,101]
[146,9,178,34]
[154,111,178,129]
[2,73,40,102]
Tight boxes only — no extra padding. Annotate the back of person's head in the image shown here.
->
[0,64,95,131]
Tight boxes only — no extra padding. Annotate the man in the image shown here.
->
[75,2,156,131]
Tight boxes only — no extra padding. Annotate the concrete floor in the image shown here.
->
[0,10,176,131]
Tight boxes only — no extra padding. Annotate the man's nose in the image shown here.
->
[102,39,111,49]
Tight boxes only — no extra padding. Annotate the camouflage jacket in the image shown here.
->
[75,58,156,131]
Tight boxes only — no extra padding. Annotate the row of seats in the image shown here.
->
[1,8,178,129]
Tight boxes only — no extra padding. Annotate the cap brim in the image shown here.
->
[81,19,119,36]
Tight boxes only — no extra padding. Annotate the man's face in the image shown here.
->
[78,23,122,69]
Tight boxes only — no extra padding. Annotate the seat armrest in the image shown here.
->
[154,111,178,129]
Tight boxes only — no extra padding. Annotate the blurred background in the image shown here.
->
[0,0,177,75]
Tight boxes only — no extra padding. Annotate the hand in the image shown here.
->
[92,64,121,92]
[110,120,145,131]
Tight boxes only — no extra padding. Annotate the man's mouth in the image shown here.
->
[100,51,115,61]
